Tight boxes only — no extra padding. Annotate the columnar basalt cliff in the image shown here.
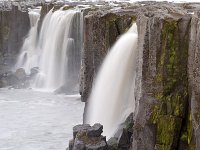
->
[79,2,200,150]
[133,7,191,150]
[189,14,200,150]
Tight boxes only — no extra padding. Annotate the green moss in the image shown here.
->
[155,144,170,150]
[156,115,182,146]
[151,19,190,149]
[77,131,102,145]
[152,104,160,124]
[187,113,193,144]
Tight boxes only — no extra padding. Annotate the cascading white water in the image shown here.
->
[86,23,138,139]
[16,7,41,73]
[34,8,77,90]
[16,7,82,92]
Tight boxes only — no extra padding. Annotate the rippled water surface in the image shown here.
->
[0,89,84,150]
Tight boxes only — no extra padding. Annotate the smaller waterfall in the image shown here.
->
[86,23,138,139]
[34,8,77,90]
[16,7,83,92]
[15,7,41,73]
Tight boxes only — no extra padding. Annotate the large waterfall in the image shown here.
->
[86,23,138,138]
[16,7,82,92]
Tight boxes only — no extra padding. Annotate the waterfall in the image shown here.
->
[16,7,82,92]
[86,23,138,139]
[15,7,41,73]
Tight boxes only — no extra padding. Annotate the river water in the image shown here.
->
[0,88,84,150]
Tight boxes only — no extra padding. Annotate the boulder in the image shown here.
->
[73,124,91,139]
[87,123,103,137]
[15,68,26,80]
[69,124,108,150]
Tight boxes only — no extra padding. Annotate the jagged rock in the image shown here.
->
[117,129,130,149]
[87,123,103,137]
[85,140,107,150]
[69,139,75,150]
[107,138,118,150]
[73,124,91,138]
[106,113,134,150]
[73,137,86,150]
[69,124,108,150]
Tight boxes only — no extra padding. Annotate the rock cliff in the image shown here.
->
[0,5,30,74]
[80,2,200,150]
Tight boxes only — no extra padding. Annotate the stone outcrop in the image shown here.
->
[69,124,108,150]
[68,120,134,150]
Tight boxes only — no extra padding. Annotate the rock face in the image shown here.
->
[80,10,136,102]
[0,5,30,74]
[133,7,191,150]
[188,13,200,150]
[79,2,200,150]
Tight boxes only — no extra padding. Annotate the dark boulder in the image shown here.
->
[15,68,26,80]
[69,124,108,150]
[73,124,91,138]
[87,123,103,137]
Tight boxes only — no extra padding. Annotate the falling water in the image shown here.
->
[16,7,41,73]
[86,23,138,139]
[16,7,82,92]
